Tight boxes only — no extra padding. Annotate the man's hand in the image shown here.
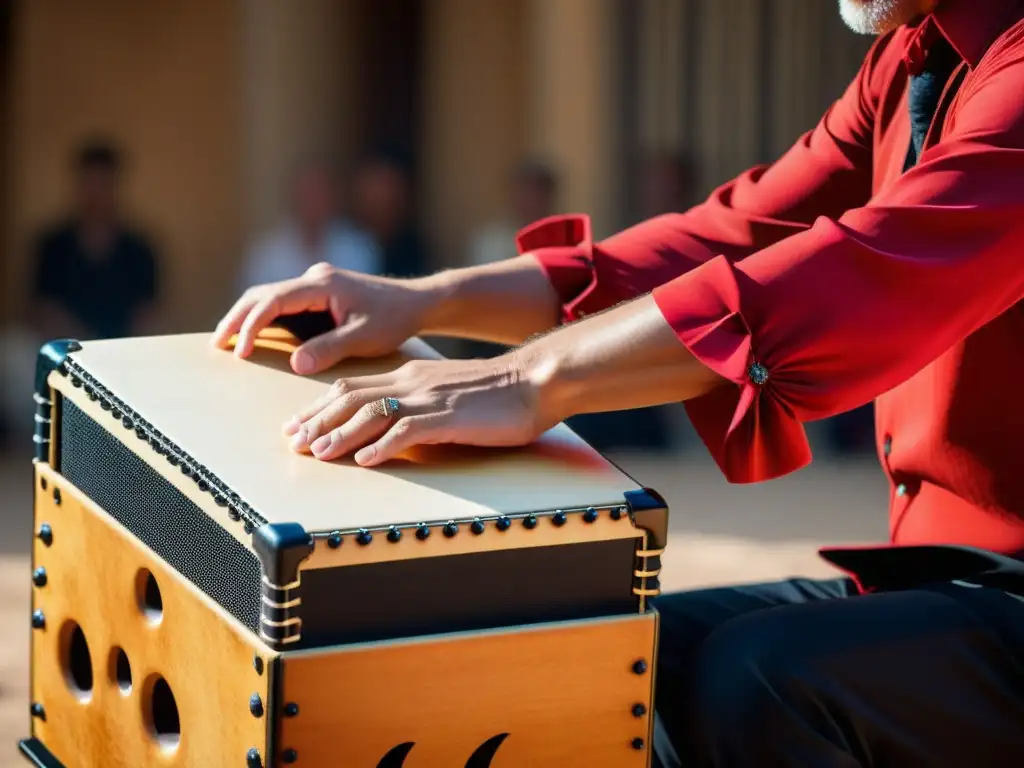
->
[284,354,550,466]
[211,262,435,375]
[282,293,724,466]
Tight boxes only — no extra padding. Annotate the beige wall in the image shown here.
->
[633,0,871,201]
[6,0,245,331]
[420,0,529,266]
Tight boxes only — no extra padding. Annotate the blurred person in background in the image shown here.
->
[466,159,559,269]
[239,156,381,291]
[459,160,560,361]
[351,148,428,279]
[638,149,694,217]
[1,139,160,450]
[29,139,160,342]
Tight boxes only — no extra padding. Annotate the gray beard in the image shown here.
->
[838,0,919,35]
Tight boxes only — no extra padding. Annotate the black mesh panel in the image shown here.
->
[59,398,261,632]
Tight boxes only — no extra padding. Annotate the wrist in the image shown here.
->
[406,270,464,336]
[511,337,580,428]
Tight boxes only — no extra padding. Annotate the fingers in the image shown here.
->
[210,292,260,349]
[355,415,445,466]
[211,276,340,358]
[282,373,398,437]
[290,320,368,375]
[287,387,388,450]
[305,402,390,461]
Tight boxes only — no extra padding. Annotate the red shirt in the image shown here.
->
[521,0,1024,556]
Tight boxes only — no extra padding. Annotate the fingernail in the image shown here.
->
[289,427,308,450]
[282,417,301,436]
[293,350,314,374]
[355,446,375,465]
[311,435,332,455]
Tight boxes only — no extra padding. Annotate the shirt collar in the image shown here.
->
[902,0,1021,74]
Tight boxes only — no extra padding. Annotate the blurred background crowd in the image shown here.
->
[0,0,877,459]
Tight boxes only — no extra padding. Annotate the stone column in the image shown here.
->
[525,0,622,237]
[239,0,360,237]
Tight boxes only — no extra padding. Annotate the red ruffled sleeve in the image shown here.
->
[652,257,811,483]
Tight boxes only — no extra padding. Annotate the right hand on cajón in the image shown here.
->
[210,262,432,375]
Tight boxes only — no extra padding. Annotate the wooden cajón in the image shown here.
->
[20,326,668,767]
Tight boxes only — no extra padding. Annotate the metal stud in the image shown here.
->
[631,738,645,751]
[632,659,648,675]
[284,702,299,717]
[40,477,47,491]
[327,532,343,549]
[583,507,598,523]
[470,518,485,535]
[495,516,511,532]
[214,495,228,507]
[253,655,264,675]
[243,520,255,535]
[100,400,111,411]
[387,526,402,543]
[282,749,298,764]
[122,417,134,430]
[631,703,647,718]
[30,703,45,721]
[748,362,769,386]
[416,524,431,540]
[523,514,538,530]
[228,508,242,522]
[181,465,192,478]
[610,507,624,521]
[32,610,46,630]
[443,521,459,538]
[246,747,262,768]
[249,693,264,718]
[32,567,47,588]
[111,409,122,421]
[52,488,62,506]
[552,511,567,527]
[37,523,53,547]
[356,529,373,546]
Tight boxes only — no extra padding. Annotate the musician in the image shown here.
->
[214,0,1024,763]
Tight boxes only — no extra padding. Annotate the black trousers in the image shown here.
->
[651,576,1024,767]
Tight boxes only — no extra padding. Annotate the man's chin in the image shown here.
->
[838,0,918,35]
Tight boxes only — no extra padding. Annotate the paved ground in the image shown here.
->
[0,445,889,762]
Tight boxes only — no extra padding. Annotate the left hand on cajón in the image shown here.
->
[284,354,555,466]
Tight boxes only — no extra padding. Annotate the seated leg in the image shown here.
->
[678,583,1024,766]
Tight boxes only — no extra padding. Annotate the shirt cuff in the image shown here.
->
[517,214,599,323]
[652,255,812,483]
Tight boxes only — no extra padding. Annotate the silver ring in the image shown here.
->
[373,397,401,419]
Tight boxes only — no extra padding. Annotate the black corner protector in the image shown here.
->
[35,340,82,397]
[252,522,314,586]
[18,738,65,768]
[624,488,669,550]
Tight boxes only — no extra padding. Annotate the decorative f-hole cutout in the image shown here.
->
[144,675,181,752]
[60,621,94,702]
[136,569,163,623]
[110,646,132,694]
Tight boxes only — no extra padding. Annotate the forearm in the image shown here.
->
[413,255,561,345]
[514,293,726,425]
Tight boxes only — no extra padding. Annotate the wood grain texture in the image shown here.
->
[280,612,658,767]
[30,462,275,767]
